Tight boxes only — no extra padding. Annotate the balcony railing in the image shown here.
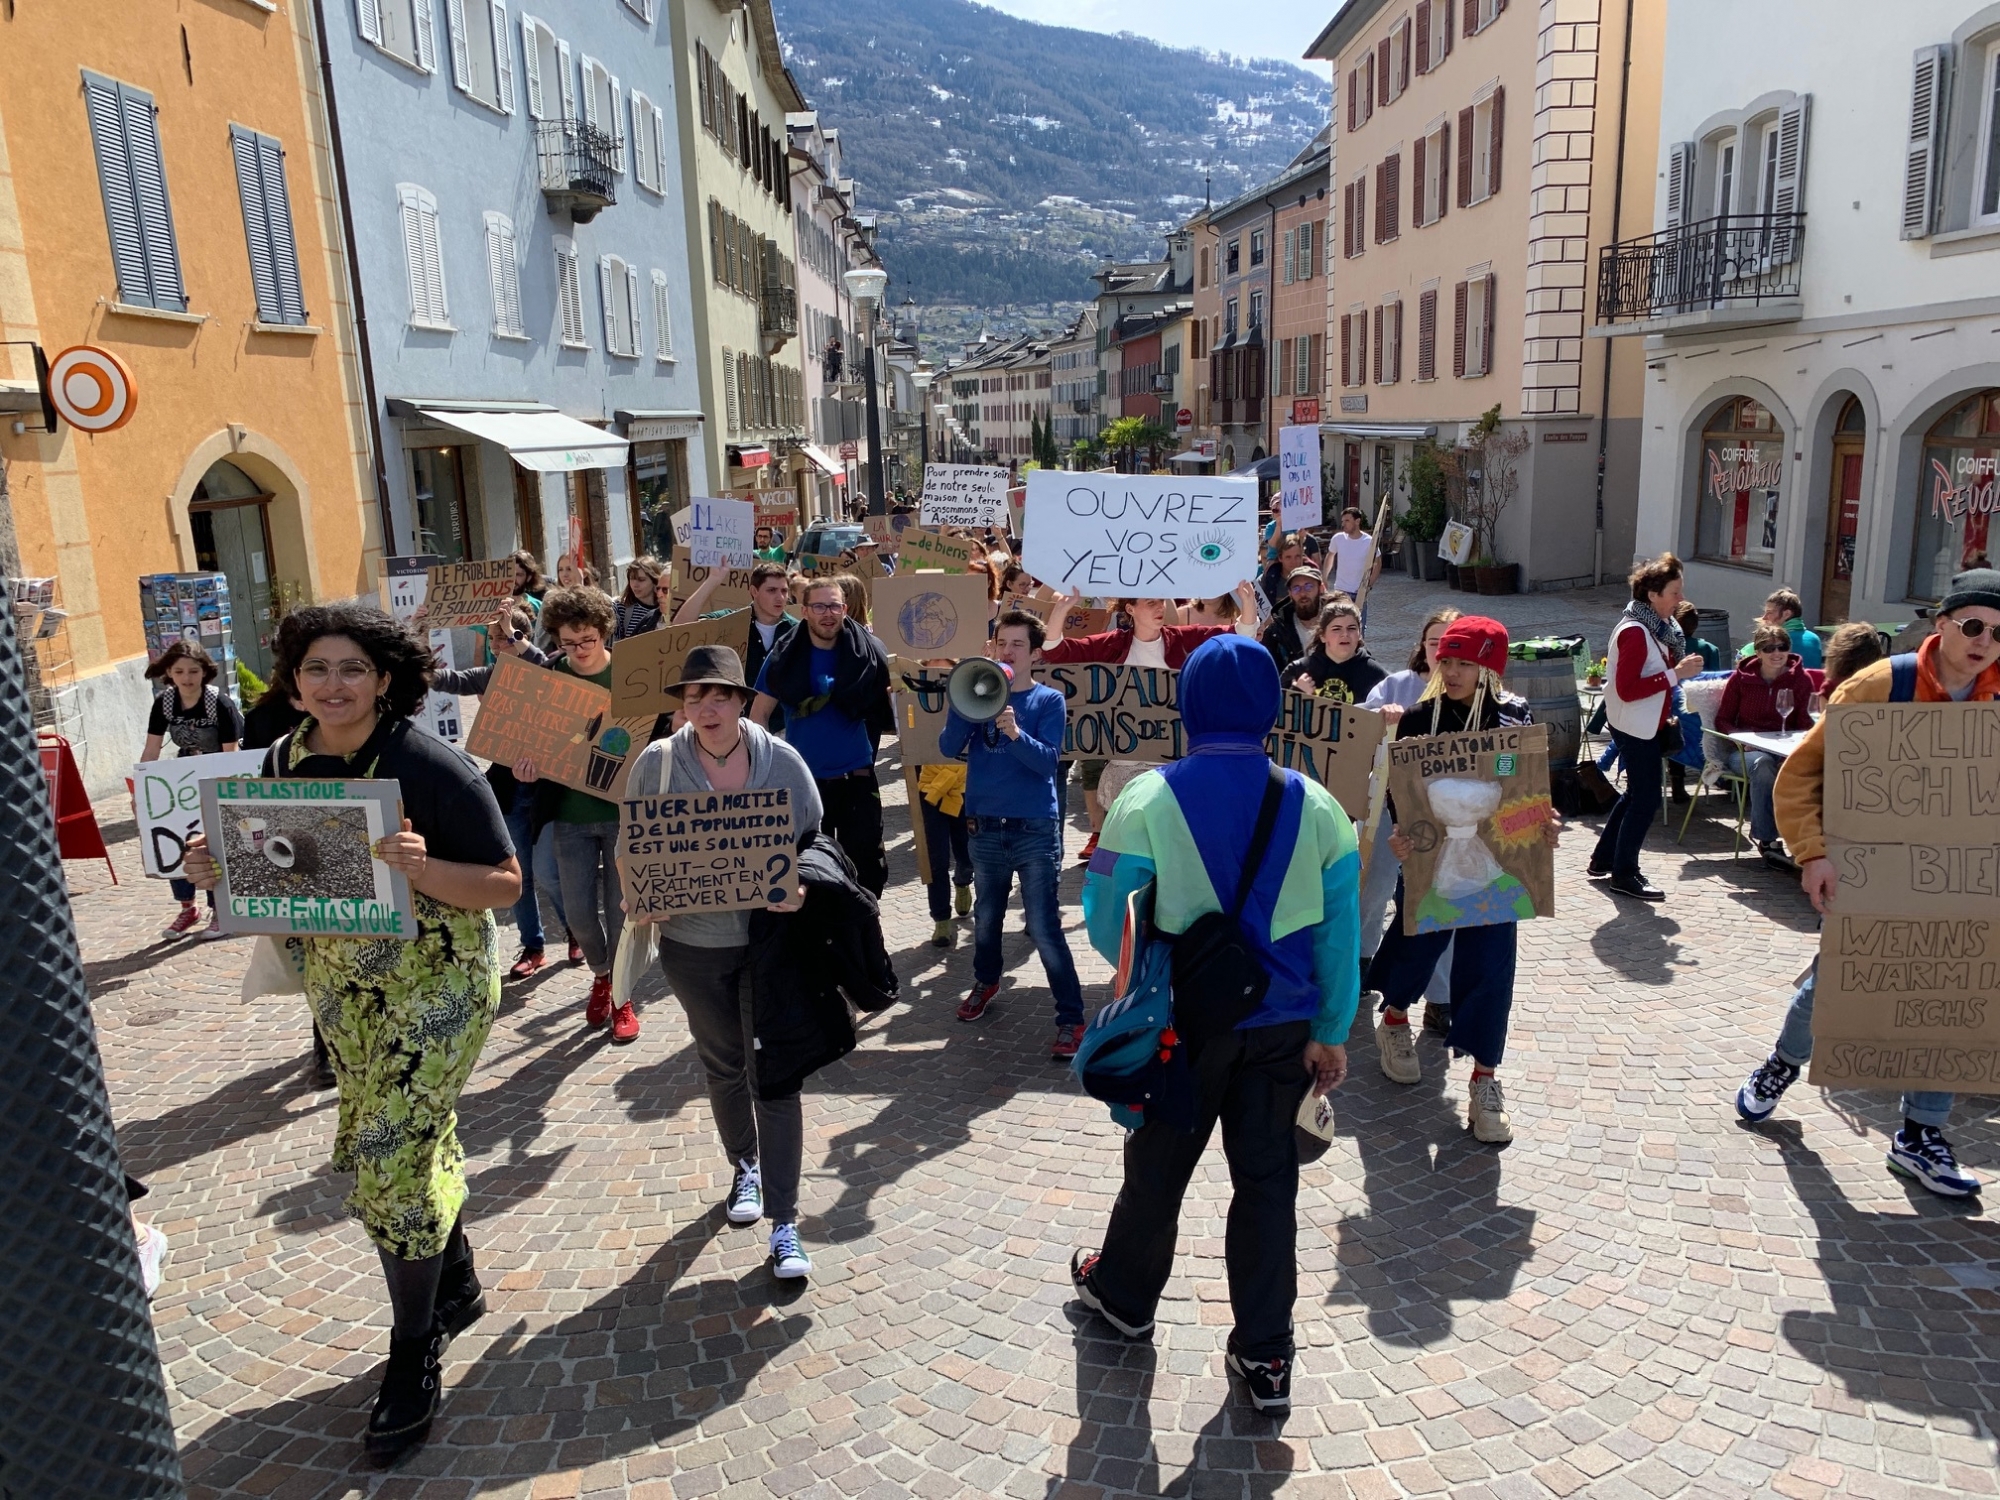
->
[760,283,799,340]
[537,120,617,222]
[1596,212,1805,326]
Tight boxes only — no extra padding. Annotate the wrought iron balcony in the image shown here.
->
[537,120,617,223]
[760,283,799,341]
[1596,212,1806,330]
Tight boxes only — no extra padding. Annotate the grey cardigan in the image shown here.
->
[624,720,823,948]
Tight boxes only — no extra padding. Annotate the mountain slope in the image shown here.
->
[773,0,1327,331]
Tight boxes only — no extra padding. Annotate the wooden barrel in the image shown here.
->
[1502,653,1581,767]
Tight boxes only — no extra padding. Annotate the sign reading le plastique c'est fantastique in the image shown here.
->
[1021,472,1259,600]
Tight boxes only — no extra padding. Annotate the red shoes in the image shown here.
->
[957,982,999,1022]
[1050,1024,1084,1061]
[585,973,613,1028]
[1075,833,1098,865]
[508,948,546,980]
[610,1002,640,1044]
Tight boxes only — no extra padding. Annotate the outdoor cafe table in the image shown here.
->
[1725,727,1811,760]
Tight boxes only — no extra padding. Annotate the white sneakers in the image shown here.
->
[1375,1018,1421,1084]
[1376,1005,1514,1144]
[1467,1075,1514,1144]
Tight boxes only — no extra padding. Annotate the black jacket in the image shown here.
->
[759,614,887,723]
[1259,602,1318,675]
[747,833,898,1099]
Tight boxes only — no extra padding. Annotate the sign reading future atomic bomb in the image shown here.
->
[1385,724,1555,935]
[1021,472,1260,599]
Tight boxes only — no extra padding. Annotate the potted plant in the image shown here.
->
[1585,655,1607,689]
[1457,405,1529,594]
[1399,444,1450,581]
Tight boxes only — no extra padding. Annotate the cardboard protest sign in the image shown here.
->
[463,655,645,798]
[686,496,757,568]
[1269,691,1386,822]
[619,788,797,916]
[669,562,754,613]
[755,495,798,530]
[610,609,749,715]
[1022,471,1259,599]
[424,558,517,629]
[200,778,417,937]
[1011,593,1109,639]
[896,526,982,572]
[1811,702,2000,1091]
[863,513,912,548]
[1279,425,1323,532]
[1385,724,1555,935]
[1439,521,1475,566]
[385,554,464,743]
[920,464,1009,528]
[1007,486,1027,539]
[133,748,269,877]
[871,571,990,660]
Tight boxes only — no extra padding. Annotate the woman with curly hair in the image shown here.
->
[183,602,520,1467]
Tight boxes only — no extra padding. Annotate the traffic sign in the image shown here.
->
[47,345,137,433]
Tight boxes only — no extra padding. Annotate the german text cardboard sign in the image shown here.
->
[134,748,269,877]
[1386,724,1555,934]
[424,558,517,629]
[1811,702,2000,1090]
[895,526,981,572]
[610,610,749,716]
[464,655,642,798]
[1022,472,1258,599]
[199,778,417,937]
[871,571,990,660]
[619,788,796,916]
[920,464,1009,528]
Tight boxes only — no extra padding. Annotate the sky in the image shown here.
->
[972,0,1330,67]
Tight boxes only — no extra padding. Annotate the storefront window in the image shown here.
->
[1694,397,1784,572]
[412,446,482,563]
[631,439,687,560]
[1908,390,2000,601]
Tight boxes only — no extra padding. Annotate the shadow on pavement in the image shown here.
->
[120,1056,331,1179]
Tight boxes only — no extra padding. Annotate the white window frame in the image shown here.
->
[1248,290,1264,329]
[1387,19,1408,103]
[650,269,675,361]
[554,234,587,347]
[519,15,565,122]
[579,55,624,173]
[398,182,450,330]
[1471,96,1498,204]
[600,253,640,357]
[1465,272,1492,378]
[1975,38,2000,227]
[444,0,514,113]
[1380,297,1402,384]
[356,0,437,73]
[1420,120,1447,225]
[1712,137,1737,217]
[1755,120,1781,218]
[619,0,653,20]
[483,211,525,339]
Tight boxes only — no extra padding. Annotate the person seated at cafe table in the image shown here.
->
[1713,621,1818,862]
[1737,587,1823,670]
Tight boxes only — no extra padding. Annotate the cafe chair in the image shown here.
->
[1676,725,1748,858]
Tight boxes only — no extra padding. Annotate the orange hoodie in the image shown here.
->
[1772,633,2000,863]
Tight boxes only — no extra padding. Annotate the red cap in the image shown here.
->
[1436,615,1509,674]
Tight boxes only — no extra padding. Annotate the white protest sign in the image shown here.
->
[384,554,464,744]
[920,464,1009,529]
[686,496,756,568]
[1279,425,1323,532]
[133,748,270,877]
[1021,471,1259,599]
[668,507,694,546]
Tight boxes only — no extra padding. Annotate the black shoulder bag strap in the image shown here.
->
[1170,762,1289,1046]
[1228,762,1288,924]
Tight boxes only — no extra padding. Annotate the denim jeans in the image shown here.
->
[1367,879,1517,1067]
[533,823,566,937]
[1591,726,1665,876]
[504,794,544,951]
[168,877,213,908]
[1721,747,1782,844]
[1094,1019,1310,1361]
[548,820,621,976]
[919,797,972,921]
[969,816,1085,1025]
[1358,820,1452,1007]
[1774,961,1953,1128]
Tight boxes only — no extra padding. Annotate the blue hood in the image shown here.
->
[1180,634,1280,751]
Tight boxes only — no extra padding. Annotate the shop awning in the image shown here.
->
[729,444,773,469]
[406,405,628,471]
[1168,449,1218,465]
[1320,422,1439,440]
[799,444,842,477]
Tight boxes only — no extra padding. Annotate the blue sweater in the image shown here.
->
[937,681,1065,819]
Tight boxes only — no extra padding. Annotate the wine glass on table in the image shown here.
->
[1775,688,1795,735]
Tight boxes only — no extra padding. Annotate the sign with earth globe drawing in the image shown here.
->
[871,571,990,659]
[898,590,960,651]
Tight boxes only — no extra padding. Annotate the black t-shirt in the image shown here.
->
[147,685,246,756]
[263,715,513,867]
[1284,648,1389,705]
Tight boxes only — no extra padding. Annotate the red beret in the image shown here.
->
[1436,615,1509,674]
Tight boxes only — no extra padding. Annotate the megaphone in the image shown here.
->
[946,657,1014,722]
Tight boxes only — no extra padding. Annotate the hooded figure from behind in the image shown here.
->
[1073,633,1361,1413]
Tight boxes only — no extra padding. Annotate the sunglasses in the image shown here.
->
[1941,615,1998,640]
[1756,644,1787,654]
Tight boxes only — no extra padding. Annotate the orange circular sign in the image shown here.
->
[48,345,138,433]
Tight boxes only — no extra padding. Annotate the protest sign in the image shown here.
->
[610,609,749,716]
[200,777,417,938]
[1279,425,1323,532]
[870,571,990,660]
[1022,471,1259,599]
[669,562,754,613]
[464,655,647,798]
[896,526,982,573]
[667,506,694,546]
[385,554,464,743]
[619,788,796,917]
[1012,594,1109,639]
[686,496,757,568]
[920,464,1010,529]
[755,495,798,530]
[1439,521,1475,566]
[1269,690,1386,821]
[863,513,912,548]
[1007,486,1027,539]
[424,558,517,629]
[1811,702,2000,1091]
[1385,724,1555,935]
[133,747,269,877]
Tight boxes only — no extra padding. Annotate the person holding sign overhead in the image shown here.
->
[182,603,522,1468]
[677,559,799,733]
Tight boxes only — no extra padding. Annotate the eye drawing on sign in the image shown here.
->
[1409,779,1536,932]
[1182,529,1237,568]
[896,590,960,652]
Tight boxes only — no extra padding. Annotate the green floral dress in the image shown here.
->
[283,725,501,1261]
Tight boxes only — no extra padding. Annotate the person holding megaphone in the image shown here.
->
[938,608,1088,1060]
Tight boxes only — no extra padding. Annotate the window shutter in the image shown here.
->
[1902,48,1947,239]
[708,200,723,282]
[411,0,438,72]
[579,58,599,132]
[420,196,446,322]
[446,0,472,89]
[1393,300,1404,382]
[1374,162,1385,242]
[1767,95,1810,263]
[609,75,625,171]
[355,0,384,44]
[1453,281,1468,376]
[399,186,425,319]
[652,269,672,357]
[1439,0,1453,58]
[1282,228,1295,284]
[82,74,151,307]
[1274,338,1289,397]
[118,85,187,313]
[1489,85,1504,195]
[1463,0,1478,35]
[1416,2,1430,73]
[1339,316,1351,387]
[1663,139,1694,230]
[1373,306,1384,384]
[1418,288,1437,380]
[723,346,739,433]
[490,2,514,112]
[1357,312,1368,387]
[1386,152,1400,237]
[599,256,619,352]
[259,134,305,323]
[650,104,667,192]
[1400,18,1412,91]
[231,127,281,322]
[1457,108,1474,207]
[1476,273,1494,375]
[484,213,511,332]
[1364,52,1374,117]
[1347,70,1358,133]
[1413,134,1427,227]
[1309,333,1322,394]
[1377,39,1390,106]
[556,38,575,122]
[625,262,642,353]
[1342,182,1353,257]
[521,16,544,118]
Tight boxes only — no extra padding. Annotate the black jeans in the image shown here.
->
[1095,1020,1310,1361]
[1591,726,1665,877]
[817,769,886,896]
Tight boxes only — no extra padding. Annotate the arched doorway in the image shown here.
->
[1908,390,2000,601]
[190,459,276,680]
[1694,396,1785,572]
[1818,396,1866,622]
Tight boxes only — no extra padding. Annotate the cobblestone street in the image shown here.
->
[75,578,1999,1500]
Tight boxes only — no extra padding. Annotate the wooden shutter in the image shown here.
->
[1340,316,1351,387]
[1364,51,1374,117]
[445,0,472,87]
[1394,301,1405,382]
[600,256,619,352]
[1400,18,1413,92]
[1374,162,1385,242]
[419,194,445,323]
[723,345,739,433]
[1347,70,1358,133]
[1274,338,1289,397]
[82,75,157,309]
[1475,273,1494,375]
[259,135,305,324]
[1309,333,1322,394]
[1489,86,1505,195]
[1457,107,1475,207]
[1386,152,1400,238]
[707,200,722,283]
[1664,139,1694,230]
[411,0,438,71]
[1416,1,1430,73]
[1413,134,1427,226]
[501,221,523,333]
[1418,288,1437,380]
[1282,228,1295,284]
[650,103,668,192]
[1342,182,1354,257]
[1768,96,1810,263]
[1373,306,1384,384]
[521,15,544,118]
[356,0,383,44]
[1378,39,1390,106]
[1464,0,1478,36]
[1438,120,1450,219]
[1439,0,1453,59]
[484,213,512,333]
[609,74,625,172]
[119,83,186,312]
[652,270,672,357]
[556,38,575,122]
[1357,312,1368,387]
[491,1,514,111]
[1902,48,1947,239]
[1453,281,1468,376]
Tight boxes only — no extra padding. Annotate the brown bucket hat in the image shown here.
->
[667,644,752,699]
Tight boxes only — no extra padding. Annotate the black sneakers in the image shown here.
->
[1069,1249,1153,1338]
[1225,1339,1292,1413]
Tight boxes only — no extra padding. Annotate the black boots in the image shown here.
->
[433,1218,486,1340]
[364,1329,444,1467]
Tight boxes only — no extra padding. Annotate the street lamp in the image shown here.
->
[912,360,934,473]
[842,266,890,515]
